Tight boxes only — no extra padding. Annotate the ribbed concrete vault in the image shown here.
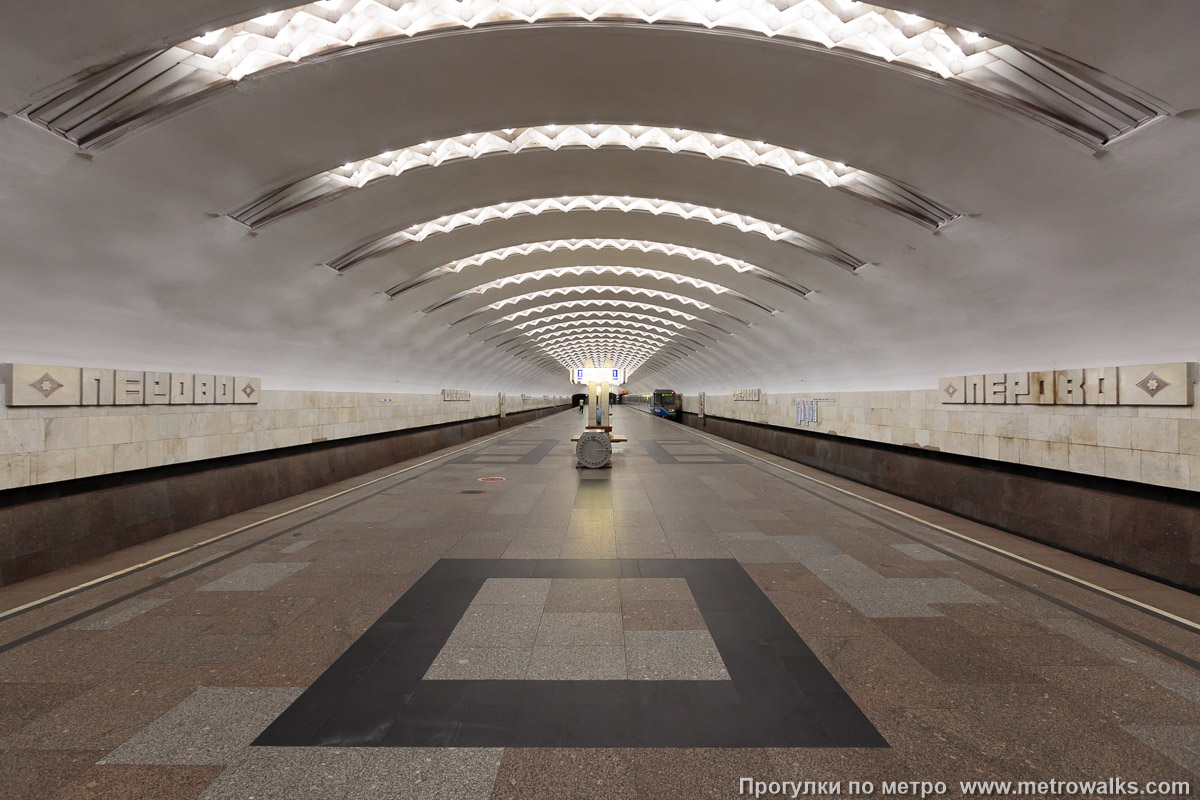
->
[2,2,1199,394]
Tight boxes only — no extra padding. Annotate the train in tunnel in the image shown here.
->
[651,389,682,420]
[626,388,682,421]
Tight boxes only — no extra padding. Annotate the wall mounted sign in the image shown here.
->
[442,388,472,401]
[732,388,762,401]
[939,363,1194,406]
[2,363,260,407]
[570,367,627,385]
[796,397,836,426]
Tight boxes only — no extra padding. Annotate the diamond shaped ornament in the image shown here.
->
[1135,372,1170,398]
[29,373,64,398]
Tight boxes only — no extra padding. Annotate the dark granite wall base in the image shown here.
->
[681,413,1200,591]
[0,406,567,587]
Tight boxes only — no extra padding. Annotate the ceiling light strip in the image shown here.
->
[539,342,682,361]
[419,265,776,314]
[469,300,734,335]
[534,333,678,349]
[499,330,710,354]
[480,311,722,344]
[20,1,1168,151]
[509,315,691,335]
[526,331,684,350]
[445,285,753,327]
[384,237,811,298]
[510,319,709,342]
[529,343,689,360]
[232,125,958,230]
[329,196,864,273]
[531,329,672,345]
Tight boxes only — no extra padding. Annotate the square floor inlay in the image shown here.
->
[254,559,886,748]
[422,579,729,681]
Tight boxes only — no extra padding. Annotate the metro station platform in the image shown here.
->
[1,408,1197,798]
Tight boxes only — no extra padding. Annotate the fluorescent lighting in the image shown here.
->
[381,238,809,304]
[467,266,734,295]
[444,238,757,273]
[326,194,865,274]
[30,0,1166,153]
[513,314,688,331]
[176,0,1001,84]
[523,319,688,337]
[486,285,714,311]
[497,300,702,322]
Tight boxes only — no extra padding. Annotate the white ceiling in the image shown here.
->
[1,2,1198,396]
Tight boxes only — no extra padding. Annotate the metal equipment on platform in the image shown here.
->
[575,429,613,469]
[569,358,627,468]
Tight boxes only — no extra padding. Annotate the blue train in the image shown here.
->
[651,389,681,421]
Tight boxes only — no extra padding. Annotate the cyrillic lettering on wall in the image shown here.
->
[115,370,144,405]
[1,364,261,407]
[941,363,1194,406]
[146,372,170,405]
[81,368,115,405]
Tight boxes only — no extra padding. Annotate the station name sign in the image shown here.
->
[2,363,261,408]
[732,388,762,401]
[442,388,472,401]
[571,368,627,385]
[939,362,1194,406]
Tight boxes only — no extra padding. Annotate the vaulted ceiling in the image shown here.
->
[2,1,1198,395]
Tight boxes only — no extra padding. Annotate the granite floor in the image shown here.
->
[1,408,1199,798]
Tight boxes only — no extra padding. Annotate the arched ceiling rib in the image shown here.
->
[231,125,960,230]
[17,0,1170,151]
[489,313,708,339]
[449,283,749,369]
[524,330,686,351]
[475,309,727,345]
[384,238,811,299]
[473,300,728,333]
[513,338,685,362]
[326,195,866,274]
[508,320,712,346]
[536,336,688,370]
[444,285,756,328]
[522,334,695,358]
[419,266,777,314]
[478,315,726,374]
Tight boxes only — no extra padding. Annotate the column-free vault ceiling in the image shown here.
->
[1,1,1198,395]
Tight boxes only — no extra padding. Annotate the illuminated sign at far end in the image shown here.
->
[571,367,627,385]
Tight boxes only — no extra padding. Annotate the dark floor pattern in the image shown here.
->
[449,439,560,466]
[254,558,885,748]
[642,439,744,465]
